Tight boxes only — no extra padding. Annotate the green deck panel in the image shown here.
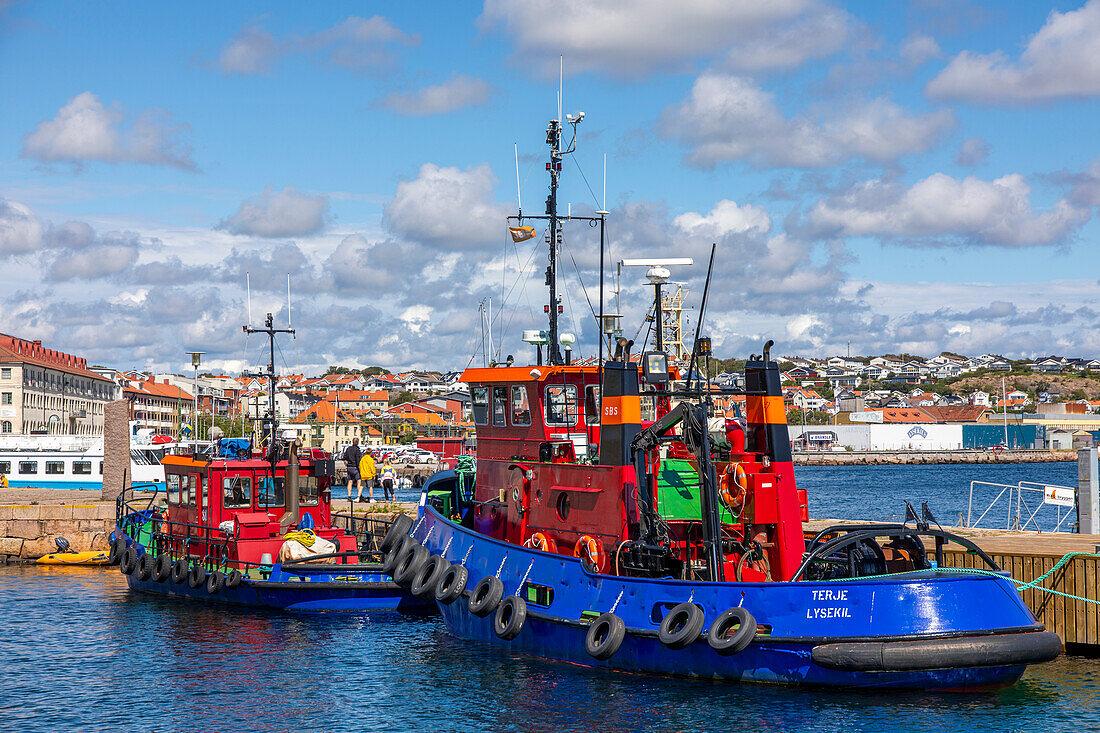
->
[656,458,736,523]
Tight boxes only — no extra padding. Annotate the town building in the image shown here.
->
[0,334,119,436]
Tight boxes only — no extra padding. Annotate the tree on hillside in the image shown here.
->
[389,390,417,406]
[361,366,390,376]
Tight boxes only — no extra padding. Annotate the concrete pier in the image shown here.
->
[794,449,1073,466]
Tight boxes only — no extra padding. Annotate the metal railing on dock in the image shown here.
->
[964,480,1078,533]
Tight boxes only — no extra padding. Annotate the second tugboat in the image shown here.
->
[384,112,1062,688]
[110,314,429,612]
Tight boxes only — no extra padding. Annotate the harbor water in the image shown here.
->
[4,463,1098,732]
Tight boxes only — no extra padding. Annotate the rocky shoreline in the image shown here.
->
[793,449,1075,466]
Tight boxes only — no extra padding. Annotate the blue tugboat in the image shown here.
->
[109,314,429,613]
[381,115,1062,688]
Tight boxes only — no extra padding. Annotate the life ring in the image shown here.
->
[523,532,556,553]
[573,535,606,571]
[721,463,748,513]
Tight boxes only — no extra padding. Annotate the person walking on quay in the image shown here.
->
[342,437,362,501]
[380,457,396,502]
[357,449,376,503]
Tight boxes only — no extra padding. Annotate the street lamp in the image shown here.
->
[186,351,204,441]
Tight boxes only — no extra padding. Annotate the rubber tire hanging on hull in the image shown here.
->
[206,570,225,594]
[119,547,138,575]
[585,613,626,660]
[392,543,429,587]
[154,554,173,582]
[435,563,469,604]
[225,569,243,588]
[659,602,705,650]
[380,515,413,554]
[382,535,412,577]
[468,576,504,617]
[108,535,126,565]
[493,596,527,640]
[188,565,207,589]
[135,552,154,581]
[410,555,447,599]
[707,607,757,655]
[171,559,189,584]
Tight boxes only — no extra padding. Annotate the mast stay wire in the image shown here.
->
[496,236,544,357]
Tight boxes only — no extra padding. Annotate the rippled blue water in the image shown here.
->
[3,463,1098,732]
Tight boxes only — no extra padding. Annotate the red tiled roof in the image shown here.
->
[126,379,192,401]
[0,334,112,382]
[882,407,935,423]
[920,405,993,423]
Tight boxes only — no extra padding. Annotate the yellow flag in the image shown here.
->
[509,226,537,243]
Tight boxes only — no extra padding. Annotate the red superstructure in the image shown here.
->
[462,347,809,583]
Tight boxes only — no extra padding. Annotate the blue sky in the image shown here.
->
[2,1,1100,374]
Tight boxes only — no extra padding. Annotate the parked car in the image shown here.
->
[400,448,437,464]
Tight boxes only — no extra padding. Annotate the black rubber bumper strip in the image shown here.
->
[811,630,1063,672]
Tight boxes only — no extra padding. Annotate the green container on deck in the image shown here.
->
[656,458,736,524]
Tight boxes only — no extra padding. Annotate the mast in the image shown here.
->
[244,312,294,459]
[546,118,563,365]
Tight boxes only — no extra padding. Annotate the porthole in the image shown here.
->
[556,492,571,521]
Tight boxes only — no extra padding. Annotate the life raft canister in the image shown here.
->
[573,535,606,571]
[524,531,556,553]
[721,463,748,512]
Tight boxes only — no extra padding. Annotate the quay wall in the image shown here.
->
[793,449,1073,465]
[0,503,114,559]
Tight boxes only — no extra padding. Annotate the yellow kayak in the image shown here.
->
[37,550,111,565]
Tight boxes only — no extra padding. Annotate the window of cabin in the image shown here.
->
[585,386,601,425]
[492,386,508,426]
[166,474,181,504]
[258,476,286,508]
[0,461,8,474]
[511,386,531,426]
[73,461,92,475]
[472,386,489,425]
[45,461,65,475]
[18,461,37,474]
[99,461,103,475]
[222,476,252,508]
[301,475,320,506]
[545,384,578,426]
[186,474,198,507]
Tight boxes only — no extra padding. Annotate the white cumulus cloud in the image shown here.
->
[806,173,1090,247]
[383,163,508,249]
[218,186,329,238]
[379,75,492,116]
[0,199,44,255]
[927,0,1100,104]
[674,199,772,237]
[22,92,196,170]
[479,0,850,78]
[661,73,954,168]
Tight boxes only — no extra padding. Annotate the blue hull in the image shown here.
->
[415,507,1055,690]
[125,571,430,612]
[113,527,431,613]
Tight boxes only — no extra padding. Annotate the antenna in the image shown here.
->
[514,143,522,213]
[602,153,607,212]
[558,56,563,123]
[246,272,253,327]
[287,274,292,330]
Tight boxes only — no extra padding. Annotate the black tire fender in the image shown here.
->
[392,543,429,587]
[658,602,705,650]
[154,554,173,582]
[493,595,527,640]
[381,534,412,577]
[108,535,126,565]
[225,569,243,588]
[468,576,504,618]
[410,554,448,599]
[206,570,225,594]
[707,607,757,655]
[171,559,189,584]
[585,612,627,660]
[435,563,469,605]
[380,515,414,554]
[120,546,138,575]
[188,564,207,589]
[135,552,154,581]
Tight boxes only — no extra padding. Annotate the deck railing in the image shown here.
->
[964,480,1078,533]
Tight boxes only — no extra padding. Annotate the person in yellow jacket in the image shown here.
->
[356,450,377,503]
